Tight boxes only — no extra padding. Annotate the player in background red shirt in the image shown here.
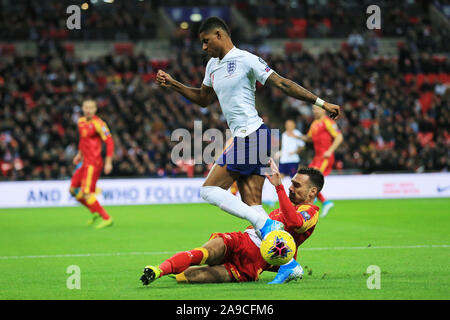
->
[300,105,343,217]
[69,99,114,229]
[140,161,323,285]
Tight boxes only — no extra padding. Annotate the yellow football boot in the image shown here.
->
[87,213,101,226]
[140,265,162,285]
[94,218,113,229]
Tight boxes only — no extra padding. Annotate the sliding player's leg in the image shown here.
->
[177,230,269,284]
[178,265,233,283]
[141,237,227,285]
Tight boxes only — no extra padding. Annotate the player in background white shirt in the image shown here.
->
[278,120,305,178]
[152,17,341,284]
[266,120,304,208]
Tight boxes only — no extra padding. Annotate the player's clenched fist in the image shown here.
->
[156,70,174,88]
[323,102,341,120]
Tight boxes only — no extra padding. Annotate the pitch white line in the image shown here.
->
[302,244,450,251]
[0,251,175,260]
[1,244,449,260]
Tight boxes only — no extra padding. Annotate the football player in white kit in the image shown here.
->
[155,17,341,283]
[279,120,306,178]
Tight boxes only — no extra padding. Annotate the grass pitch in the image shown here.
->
[0,198,449,300]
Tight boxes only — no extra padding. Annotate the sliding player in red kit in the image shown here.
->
[69,99,114,229]
[140,160,323,285]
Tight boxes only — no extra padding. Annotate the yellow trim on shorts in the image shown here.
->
[319,159,329,173]
[194,247,209,265]
[84,165,94,194]
[86,194,97,205]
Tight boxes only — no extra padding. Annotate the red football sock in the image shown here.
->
[77,197,95,213]
[317,192,326,203]
[159,249,207,276]
[89,200,111,220]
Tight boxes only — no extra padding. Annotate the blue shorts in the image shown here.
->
[279,162,299,177]
[217,124,271,176]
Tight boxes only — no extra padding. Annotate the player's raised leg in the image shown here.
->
[200,164,271,233]
[237,174,283,239]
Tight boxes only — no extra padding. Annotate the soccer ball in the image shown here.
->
[260,230,296,266]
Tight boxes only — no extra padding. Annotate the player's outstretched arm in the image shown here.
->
[156,70,216,107]
[266,72,341,119]
[265,159,304,229]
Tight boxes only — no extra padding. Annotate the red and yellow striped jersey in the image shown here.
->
[77,115,114,165]
[307,116,340,157]
[268,203,319,249]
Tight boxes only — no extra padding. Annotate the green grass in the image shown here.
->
[0,199,449,300]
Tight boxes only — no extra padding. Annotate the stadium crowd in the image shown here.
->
[0,0,449,180]
[0,0,158,41]
[0,31,448,181]
[262,48,449,174]
[235,0,449,53]
[2,0,448,55]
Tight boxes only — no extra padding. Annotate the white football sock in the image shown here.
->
[200,186,268,230]
[250,205,269,218]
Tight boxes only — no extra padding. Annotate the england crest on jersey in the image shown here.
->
[227,60,236,74]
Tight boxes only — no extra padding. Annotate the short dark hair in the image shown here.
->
[297,167,324,192]
[198,16,231,36]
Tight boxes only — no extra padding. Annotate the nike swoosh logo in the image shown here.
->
[437,185,450,192]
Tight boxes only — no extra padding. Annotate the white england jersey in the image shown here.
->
[280,129,305,164]
[202,47,274,137]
